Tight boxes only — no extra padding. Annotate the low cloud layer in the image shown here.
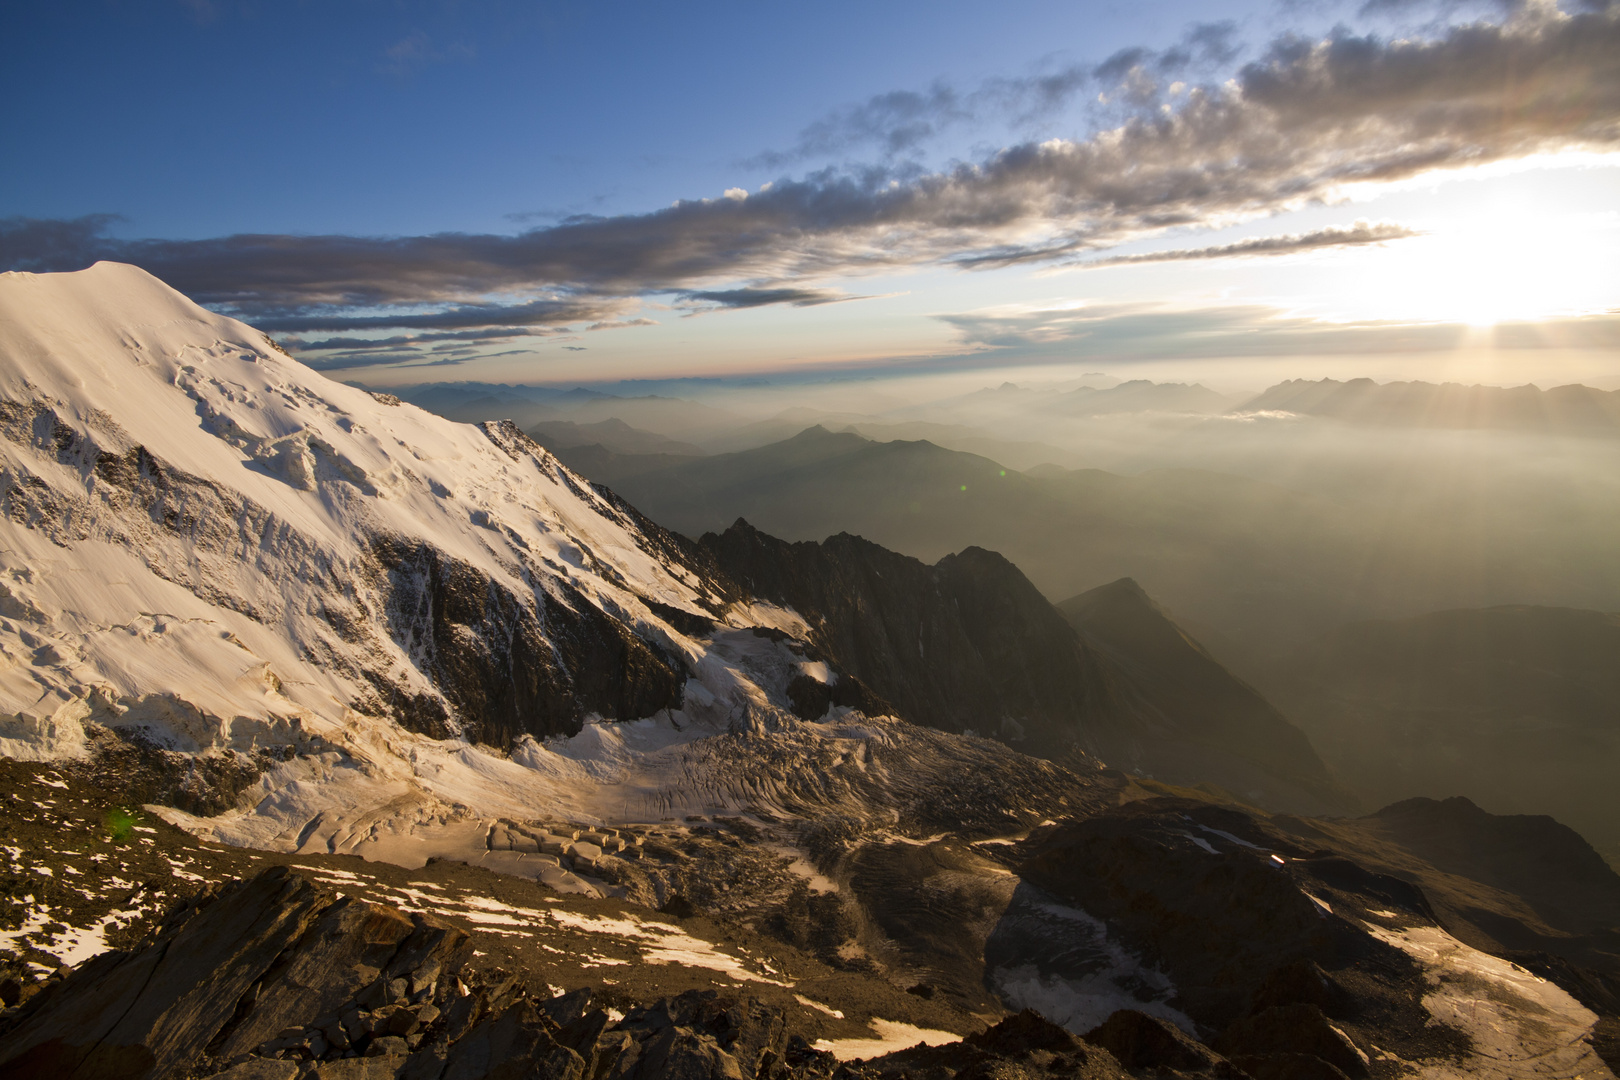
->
[937,300,1620,360]
[2,5,1617,366]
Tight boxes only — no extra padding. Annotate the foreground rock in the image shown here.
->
[0,867,1140,1080]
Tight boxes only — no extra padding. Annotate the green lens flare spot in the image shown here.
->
[959,485,967,491]
[104,806,138,843]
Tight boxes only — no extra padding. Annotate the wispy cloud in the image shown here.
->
[743,20,1246,168]
[1063,221,1421,268]
[379,30,475,77]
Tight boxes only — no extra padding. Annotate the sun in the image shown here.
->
[1413,220,1596,327]
[1318,201,1618,327]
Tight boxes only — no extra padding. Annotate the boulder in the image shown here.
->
[614,1025,744,1080]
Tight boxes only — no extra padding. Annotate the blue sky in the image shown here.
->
[3,0,1618,388]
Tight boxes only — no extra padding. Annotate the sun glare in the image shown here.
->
[1326,204,1618,327]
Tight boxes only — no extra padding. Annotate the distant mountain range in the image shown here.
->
[547,425,1620,661]
[527,417,706,457]
[1237,377,1620,430]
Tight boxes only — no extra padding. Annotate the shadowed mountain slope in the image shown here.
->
[699,523,1352,814]
[1058,578,1352,813]
[698,519,1128,760]
[1274,604,1620,867]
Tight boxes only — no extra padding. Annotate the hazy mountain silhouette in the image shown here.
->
[700,523,1353,814]
[1057,577,1353,812]
[1237,377,1620,430]
[526,417,705,457]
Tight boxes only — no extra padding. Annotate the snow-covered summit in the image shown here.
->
[0,263,825,860]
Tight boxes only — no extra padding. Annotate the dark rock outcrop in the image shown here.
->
[1006,798,1454,1066]
[0,865,470,1080]
[0,866,1155,1080]
[846,1009,1129,1078]
[700,520,1129,758]
[373,534,686,745]
[1082,1009,1246,1078]
[1211,1005,1367,1077]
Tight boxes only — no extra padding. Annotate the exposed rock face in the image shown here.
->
[1082,1010,1246,1079]
[699,520,1128,758]
[372,532,685,745]
[699,524,1352,814]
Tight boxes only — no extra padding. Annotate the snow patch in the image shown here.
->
[813,1020,960,1061]
[1364,922,1611,1079]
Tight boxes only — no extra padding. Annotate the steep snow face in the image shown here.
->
[0,263,794,791]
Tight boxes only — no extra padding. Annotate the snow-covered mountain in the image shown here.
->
[0,262,851,858]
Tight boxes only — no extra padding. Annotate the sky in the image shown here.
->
[2,0,1618,391]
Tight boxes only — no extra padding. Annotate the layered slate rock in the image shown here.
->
[0,866,470,1080]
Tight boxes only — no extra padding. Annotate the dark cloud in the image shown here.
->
[0,214,126,272]
[301,351,429,371]
[4,7,1617,341]
[249,296,629,333]
[284,327,547,352]
[1071,221,1420,267]
[674,287,862,310]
